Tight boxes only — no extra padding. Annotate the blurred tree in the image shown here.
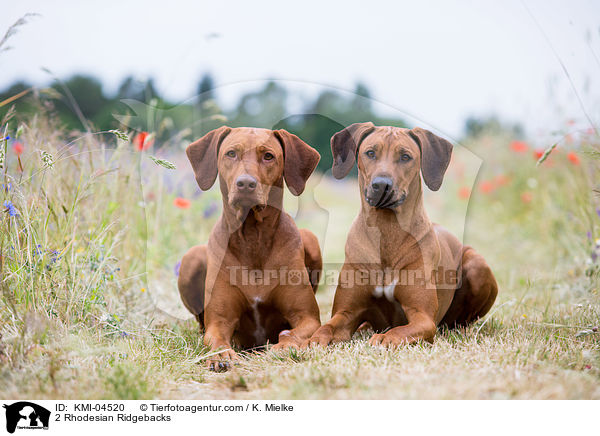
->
[230,81,287,128]
[56,75,106,120]
[275,114,345,174]
[197,73,215,104]
[464,115,523,139]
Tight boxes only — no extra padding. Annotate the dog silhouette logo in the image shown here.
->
[2,402,50,433]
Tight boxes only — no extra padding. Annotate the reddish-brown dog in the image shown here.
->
[306,123,498,348]
[178,126,322,370]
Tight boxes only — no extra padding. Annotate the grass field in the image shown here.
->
[1,109,599,400]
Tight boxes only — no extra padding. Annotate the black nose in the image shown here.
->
[371,176,393,193]
[235,174,257,192]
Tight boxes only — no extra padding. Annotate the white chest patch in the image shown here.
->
[250,298,266,344]
[373,279,398,302]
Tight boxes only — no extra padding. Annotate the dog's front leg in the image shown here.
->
[369,283,438,347]
[304,266,372,347]
[270,282,321,350]
[203,289,245,371]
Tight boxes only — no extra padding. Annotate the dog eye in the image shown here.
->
[401,153,412,162]
[264,152,275,161]
[225,150,236,158]
[365,150,376,159]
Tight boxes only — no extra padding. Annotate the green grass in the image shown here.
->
[1,107,599,399]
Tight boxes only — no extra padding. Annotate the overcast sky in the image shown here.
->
[1,0,599,139]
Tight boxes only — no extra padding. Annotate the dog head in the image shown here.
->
[331,123,453,209]
[187,126,320,212]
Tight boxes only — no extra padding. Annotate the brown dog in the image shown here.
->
[306,123,498,348]
[178,126,322,370]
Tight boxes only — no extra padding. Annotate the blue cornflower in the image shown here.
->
[203,202,218,218]
[3,135,10,141]
[3,200,17,217]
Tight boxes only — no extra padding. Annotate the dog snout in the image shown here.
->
[235,174,257,193]
[371,176,393,194]
[366,176,395,208]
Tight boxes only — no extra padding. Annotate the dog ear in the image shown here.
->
[186,126,232,190]
[331,122,375,179]
[274,129,320,196]
[409,127,453,191]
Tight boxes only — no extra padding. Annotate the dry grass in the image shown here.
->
[1,108,599,400]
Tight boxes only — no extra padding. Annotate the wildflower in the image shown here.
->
[567,152,580,165]
[522,314,527,318]
[510,140,528,153]
[566,119,576,126]
[12,142,24,156]
[458,186,470,199]
[3,135,10,140]
[596,208,600,218]
[587,231,592,240]
[521,192,533,203]
[585,365,592,370]
[203,202,218,218]
[526,178,538,189]
[3,200,17,217]
[494,174,509,186]
[479,181,494,194]
[174,261,181,277]
[174,197,191,209]
[134,131,154,151]
[140,288,146,293]
[533,149,544,160]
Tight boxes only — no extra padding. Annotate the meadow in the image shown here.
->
[0,100,599,400]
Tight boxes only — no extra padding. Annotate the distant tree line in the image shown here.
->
[0,73,521,172]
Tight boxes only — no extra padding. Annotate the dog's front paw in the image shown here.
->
[302,325,333,348]
[368,332,407,348]
[271,330,302,351]
[205,347,239,372]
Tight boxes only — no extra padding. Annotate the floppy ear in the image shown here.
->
[186,126,232,190]
[330,122,375,179]
[408,127,453,191]
[274,129,320,196]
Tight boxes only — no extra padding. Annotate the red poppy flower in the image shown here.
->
[533,149,544,160]
[458,186,471,199]
[494,174,509,186]
[134,132,154,151]
[12,142,24,156]
[510,140,528,153]
[567,152,580,165]
[479,181,494,194]
[174,197,191,209]
[521,192,533,203]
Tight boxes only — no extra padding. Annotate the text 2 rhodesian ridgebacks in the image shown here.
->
[178,127,322,371]
[306,123,498,348]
